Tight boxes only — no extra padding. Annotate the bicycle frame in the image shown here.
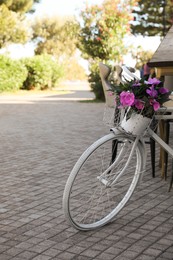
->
[148,128,173,158]
[147,107,173,159]
[110,108,173,183]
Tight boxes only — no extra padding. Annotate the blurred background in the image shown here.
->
[0,0,172,99]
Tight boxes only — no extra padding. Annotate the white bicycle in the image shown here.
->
[63,63,173,231]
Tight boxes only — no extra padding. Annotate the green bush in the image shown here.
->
[0,55,27,92]
[88,62,105,101]
[22,55,64,90]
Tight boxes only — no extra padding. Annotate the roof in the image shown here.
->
[148,25,173,68]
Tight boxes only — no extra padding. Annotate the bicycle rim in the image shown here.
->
[63,132,143,230]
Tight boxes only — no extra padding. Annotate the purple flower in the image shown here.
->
[158,87,169,94]
[147,78,161,85]
[146,85,158,98]
[132,81,141,87]
[150,99,160,111]
[134,99,144,110]
[120,91,135,107]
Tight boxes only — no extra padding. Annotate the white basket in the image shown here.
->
[120,112,151,136]
[103,106,153,136]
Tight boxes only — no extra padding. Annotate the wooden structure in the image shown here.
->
[148,25,173,78]
[148,25,173,178]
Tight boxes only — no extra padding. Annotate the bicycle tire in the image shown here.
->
[63,131,143,230]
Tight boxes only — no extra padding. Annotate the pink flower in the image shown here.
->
[96,37,101,41]
[120,91,135,107]
[158,87,169,94]
[146,85,158,98]
[147,78,161,85]
[108,91,114,96]
[150,99,160,111]
[134,99,144,110]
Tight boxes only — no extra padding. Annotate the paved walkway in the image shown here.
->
[0,90,173,260]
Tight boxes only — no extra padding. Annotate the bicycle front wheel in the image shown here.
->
[63,132,143,230]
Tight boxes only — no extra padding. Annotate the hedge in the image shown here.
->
[0,55,27,92]
[22,55,64,90]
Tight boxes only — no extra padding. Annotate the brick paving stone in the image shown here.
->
[89,242,110,252]
[1,92,173,260]
[135,255,156,260]
[53,251,76,259]
[127,244,146,254]
[80,248,100,258]
[157,237,173,246]
[0,246,11,254]
[15,250,38,259]
[110,240,131,250]
[127,232,144,240]
[115,249,140,259]
[67,245,85,255]
[0,254,12,260]
[158,251,173,259]
[151,242,169,251]
[5,247,23,257]
[32,255,52,260]
[43,247,62,257]
[8,257,23,260]
[103,246,123,256]
[52,242,71,251]
[167,245,173,253]
[96,252,116,260]
[143,247,162,257]
[70,256,92,260]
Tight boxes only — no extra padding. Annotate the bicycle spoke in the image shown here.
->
[63,133,142,230]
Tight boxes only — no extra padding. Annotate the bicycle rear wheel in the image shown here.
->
[63,132,143,230]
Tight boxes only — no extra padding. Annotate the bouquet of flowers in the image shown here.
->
[109,76,171,119]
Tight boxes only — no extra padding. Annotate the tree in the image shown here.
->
[0,4,30,48]
[78,0,138,100]
[32,16,79,60]
[0,0,40,13]
[32,17,87,82]
[131,0,173,37]
[132,46,154,69]
[78,0,138,63]
[0,0,40,48]
[63,56,87,80]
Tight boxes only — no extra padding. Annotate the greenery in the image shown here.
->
[131,0,173,36]
[0,54,64,92]
[132,46,154,70]
[1,0,168,97]
[0,1,40,48]
[78,0,138,100]
[63,57,87,80]
[0,55,27,92]
[32,16,79,60]
[88,61,104,100]
[78,0,137,61]
[0,0,40,13]
[31,16,87,81]
[22,55,64,90]
[0,4,30,48]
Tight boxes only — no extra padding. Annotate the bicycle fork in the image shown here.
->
[97,136,141,187]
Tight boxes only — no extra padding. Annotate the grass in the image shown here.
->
[79,99,104,103]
